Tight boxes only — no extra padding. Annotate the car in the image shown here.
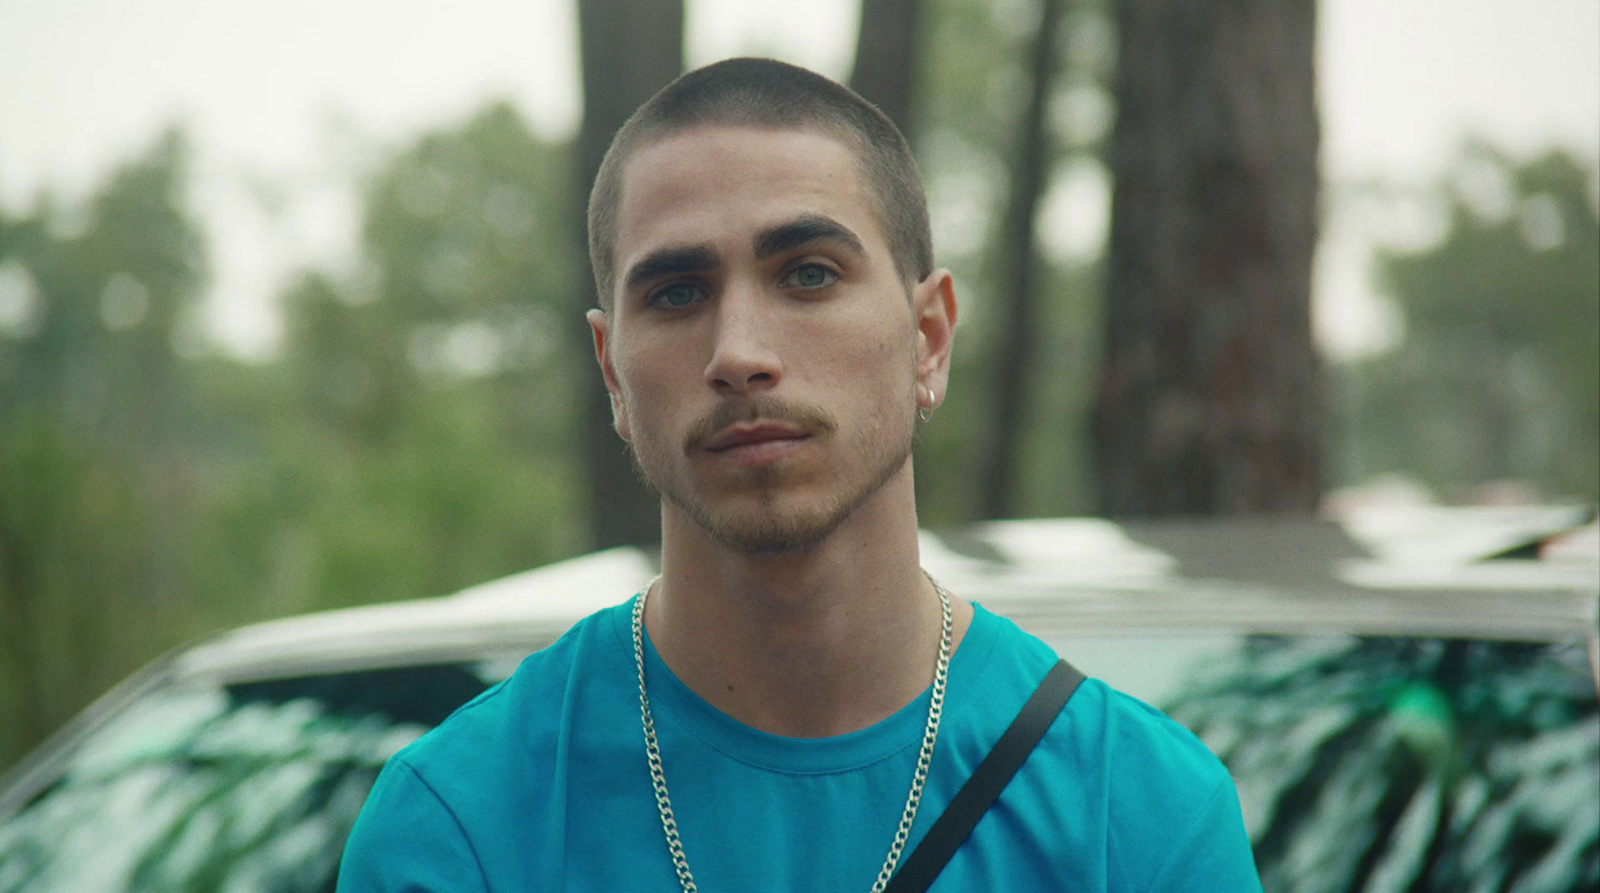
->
[1,506,1596,892]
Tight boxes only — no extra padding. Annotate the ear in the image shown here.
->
[586,308,632,442]
[911,270,958,411]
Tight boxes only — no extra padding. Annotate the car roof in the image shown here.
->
[172,507,1598,686]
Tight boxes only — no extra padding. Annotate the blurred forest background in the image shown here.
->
[1,0,1596,778]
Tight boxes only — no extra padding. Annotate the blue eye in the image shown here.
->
[650,282,703,309]
[784,263,837,289]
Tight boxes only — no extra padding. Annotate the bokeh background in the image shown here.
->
[1,0,1595,775]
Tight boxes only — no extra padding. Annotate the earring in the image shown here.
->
[917,385,934,422]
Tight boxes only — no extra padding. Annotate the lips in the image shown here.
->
[701,422,811,465]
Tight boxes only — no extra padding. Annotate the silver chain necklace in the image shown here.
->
[631,575,954,893]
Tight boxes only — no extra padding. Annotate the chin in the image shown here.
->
[682,497,849,557]
[647,428,915,557]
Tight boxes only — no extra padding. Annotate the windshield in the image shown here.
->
[1063,633,1600,892]
[0,663,500,893]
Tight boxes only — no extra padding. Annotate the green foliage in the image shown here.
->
[0,129,220,771]
[269,100,590,609]
[1336,144,1600,503]
[285,102,582,447]
[0,104,589,775]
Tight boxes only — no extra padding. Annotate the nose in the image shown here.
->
[704,285,782,396]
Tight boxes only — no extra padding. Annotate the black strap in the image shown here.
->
[883,659,1084,893]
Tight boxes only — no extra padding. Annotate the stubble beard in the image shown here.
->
[625,395,917,556]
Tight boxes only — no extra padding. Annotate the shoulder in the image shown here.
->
[1090,681,1232,793]
[340,599,644,888]
[1083,684,1258,889]
[338,751,489,891]
[397,600,633,774]
[967,605,1230,795]
[1065,664,1259,889]
[1087,685,1259,888]
[961,608,1258,889]
[345,601,635,835]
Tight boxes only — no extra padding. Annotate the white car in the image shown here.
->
[2,507,1595,892]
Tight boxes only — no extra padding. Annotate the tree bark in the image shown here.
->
[574,0,684,548]
[1095,0,1323,518]
[975,0,1064,520]
[849,0,924,135]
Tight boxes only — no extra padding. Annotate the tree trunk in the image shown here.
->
[1095,0,1322,517]
[849,0,924,135]
[574,0,684,548]
[975,0,1064,520]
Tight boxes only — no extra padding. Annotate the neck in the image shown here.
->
[645,468,973,737]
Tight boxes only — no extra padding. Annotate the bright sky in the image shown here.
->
[1,0,1596,359]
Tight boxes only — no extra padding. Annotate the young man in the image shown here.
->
[339,58,1260,891]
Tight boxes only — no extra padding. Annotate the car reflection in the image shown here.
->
[0,665,495,893]
[1160,636,1599,892]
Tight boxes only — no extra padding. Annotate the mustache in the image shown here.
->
[682,397,837,454]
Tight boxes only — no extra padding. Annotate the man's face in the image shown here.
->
[588,124,954,555]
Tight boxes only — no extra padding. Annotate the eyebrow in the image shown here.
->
[623,245,719,292]
[620,215,868,294]
[754,215,867,261]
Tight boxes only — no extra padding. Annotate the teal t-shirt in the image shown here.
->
[338,600,1261,891]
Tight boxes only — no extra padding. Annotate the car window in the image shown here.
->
[1057,633,1600,892]
[0,662,503,893]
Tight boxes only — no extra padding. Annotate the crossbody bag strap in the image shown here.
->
[883,659,1085,893]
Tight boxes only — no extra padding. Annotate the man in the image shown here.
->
[339,58,1260,891]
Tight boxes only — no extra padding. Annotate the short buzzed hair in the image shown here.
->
[587,57,934,308]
